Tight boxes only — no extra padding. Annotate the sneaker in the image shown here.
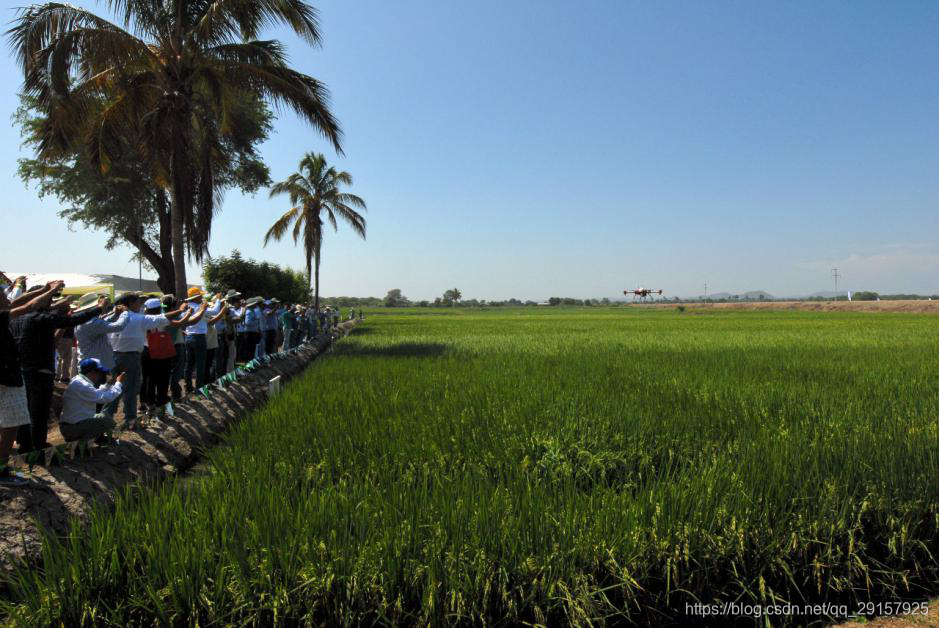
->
[0,470,28,487]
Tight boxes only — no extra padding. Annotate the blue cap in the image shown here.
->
[78,358,110,375]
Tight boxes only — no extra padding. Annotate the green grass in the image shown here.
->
[3,308,938,625]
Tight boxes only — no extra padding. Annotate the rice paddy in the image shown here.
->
[2,307,937,625]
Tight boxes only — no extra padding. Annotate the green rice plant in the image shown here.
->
[1,308,937,625]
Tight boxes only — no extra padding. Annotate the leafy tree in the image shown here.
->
[10,0,342,296]
[203,251,309,304]
[265,153,366,313]
[853,291,879,301]
[15,97,271,293]
[384,289,408,307]
[441,288,462,306]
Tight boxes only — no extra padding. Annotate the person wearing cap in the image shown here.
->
[74,294,129,372]
[140,297,195,412]
[215,290,240,376]
[60,358,125,443]
[181,287,216,392]
[0,280,63,485]
[111,292,190,427]
[9,285,103,452]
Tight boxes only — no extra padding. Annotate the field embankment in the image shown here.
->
[1,309,936,625]
[657,299,939,313]
[0,326,351,576]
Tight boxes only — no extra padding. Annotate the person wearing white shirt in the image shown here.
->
[182,287,213,392]
[60,358,125,442]
[111,293,187,426]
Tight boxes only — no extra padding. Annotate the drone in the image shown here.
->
[624,287,664,303]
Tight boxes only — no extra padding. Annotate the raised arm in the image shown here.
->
[9,280,61,310]
[179,303,208,327]
[166,310,193,328]
[207,303,228,324]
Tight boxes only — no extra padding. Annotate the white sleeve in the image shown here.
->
[143,314,170,331]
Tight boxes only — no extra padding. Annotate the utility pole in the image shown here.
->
[704,282,708,303]
[831,268,840,296]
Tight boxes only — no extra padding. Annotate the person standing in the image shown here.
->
[279,304,295,351]
[202,295,228,385]
[111,293,189,427]
[54,325,75,383]
[11,288,101,452]
[226,292,246,372]
[262,299,278,355]
[181,288,213,393]
[241,297,263,363]
[0,281,61,484]
[74,293,128,373]
[140,298,190,412]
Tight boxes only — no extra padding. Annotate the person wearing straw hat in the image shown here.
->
[111,292,189,427]
[260,299,278,357]
[59,358,125,443]
[9,286,103,453]
[181,287,214,393]
[74,293,129,371]
[239,296,264,363]
[0,280,63,485]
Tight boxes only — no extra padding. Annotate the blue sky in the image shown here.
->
[2,1,937,300]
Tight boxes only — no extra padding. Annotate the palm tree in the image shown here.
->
[9,0,342,296]
[264,153,366,312]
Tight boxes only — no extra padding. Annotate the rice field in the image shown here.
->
[3,308,938,625]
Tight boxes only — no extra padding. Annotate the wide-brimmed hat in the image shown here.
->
[224,289,242,301]
[185,286,205,302]
[244,296,263,307]
[71,292,106,314]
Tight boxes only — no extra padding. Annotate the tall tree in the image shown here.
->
[9,0,343,296]
[264,153,366,312]
[15,96,272,293]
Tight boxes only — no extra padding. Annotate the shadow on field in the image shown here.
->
[336,342,447,358]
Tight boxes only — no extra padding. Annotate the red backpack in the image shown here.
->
[147,329,177,359]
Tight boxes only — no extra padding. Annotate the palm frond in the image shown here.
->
[263,206,301,245]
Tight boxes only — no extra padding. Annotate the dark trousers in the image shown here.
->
[215,338,229,376]
[238,331,260,362]
[143,356,173,406]
[184,334,207,390]
[140,349,153,404]
[18,371,55,452]
[204,347,217,384]
[170,344,185,400]
[264,329,276,355]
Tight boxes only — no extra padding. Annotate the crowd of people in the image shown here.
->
[0,272,361,486]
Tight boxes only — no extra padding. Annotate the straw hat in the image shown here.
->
[71,292,107,314]
[244,296,263,307]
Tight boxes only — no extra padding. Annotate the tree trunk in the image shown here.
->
[156,189,176,293]
[123,228,175,294]
[170,136,189,298]
[313,253,320,314]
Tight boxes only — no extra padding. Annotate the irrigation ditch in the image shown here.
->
[0,321,357,577]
